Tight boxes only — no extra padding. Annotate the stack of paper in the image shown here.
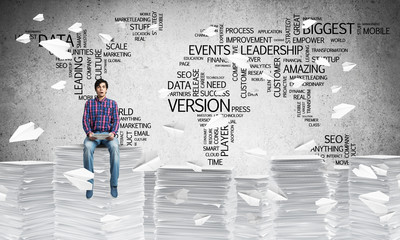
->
[349,155,400,240]
[234,175,272,239]
[270,155,329,240]
[154,165,237,240]
[0,161,54,239]
[54,145,144,240]
[144,171,157,239]
[326,165,350,240]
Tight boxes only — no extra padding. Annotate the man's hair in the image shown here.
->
[94,79,108,90]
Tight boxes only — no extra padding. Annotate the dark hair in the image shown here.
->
[94,79,108,90]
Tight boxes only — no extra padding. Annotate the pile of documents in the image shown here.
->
[0,161,54,239]
[349,155,400,240]
[326,165,350,240]
[144,171,157,239]
[271,155,329,240]
[154,166,237,240]
[234,175,272,239]
[54,145,144,240]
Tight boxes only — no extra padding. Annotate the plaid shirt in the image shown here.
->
[82,97,120,135]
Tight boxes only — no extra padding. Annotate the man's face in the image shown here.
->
[96,83,107,98]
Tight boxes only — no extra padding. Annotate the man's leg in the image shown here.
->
[83,137,100,198]
[103,137,120,187]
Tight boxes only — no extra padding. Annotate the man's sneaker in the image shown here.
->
[86,190,93,199]
[111,185,118,198]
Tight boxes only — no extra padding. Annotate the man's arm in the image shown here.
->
[110,101,120,135]
[82,101,93,136]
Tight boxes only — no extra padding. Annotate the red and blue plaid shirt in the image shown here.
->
[82,97,120,135]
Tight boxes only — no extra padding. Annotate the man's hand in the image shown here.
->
[88,132,97,141]
[106,132,115,141]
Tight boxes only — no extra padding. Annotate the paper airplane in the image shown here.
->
[9,122,44,143]
[266,183,288,201]
[380,212,395,223]
[16,34,30,44]
[371,164,389,176]
[51,81,66,90]
[163,122,185,137]
[261,71,274,81]
[33,14,44,22]
[359,191,389,214]
[302,19,317,29]
[352,164,377,179]
[99,33,113,44]
[133,156,162,171]
[295,139,316,151]
[238,191,262,206]
[68,22,82,33]
[226,54,250,69]
[148,24,158,31]
[202,26,217,37]
[193,214,211,226]
[166,188,189,205]
[315,198,338,214]
[332,103,355,119]
[290,78,305,88]
[158,88,171,99]
[342,62,356,72]
[331,85,342,93]
[205,114,229,129]
[39,39,72,59]
[315,57,330,67]
[63,168,94,191]
[0,185,8,201]
[360,191,389,203]
[244,148,267,158]
[115,21,126,29]
[186,161,202,172]
[201,203,221,208]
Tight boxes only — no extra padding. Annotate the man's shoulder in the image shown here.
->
[106,98,118,105]
[85,98,95,104]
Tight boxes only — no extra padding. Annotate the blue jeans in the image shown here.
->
[83,132,120,187]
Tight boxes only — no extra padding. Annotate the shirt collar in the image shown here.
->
[95,96,107,102]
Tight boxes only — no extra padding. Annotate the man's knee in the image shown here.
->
[84,140,97,153]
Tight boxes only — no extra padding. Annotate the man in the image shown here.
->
[82,78,120,199]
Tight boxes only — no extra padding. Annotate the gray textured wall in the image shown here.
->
[0,0,399,175]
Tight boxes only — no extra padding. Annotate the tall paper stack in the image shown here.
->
[144,171,157,239]
[234,175,272,240]
[54,145,144,240]
[349,155,400,240]
[0,161,54,240]
[271,155,329,240]
[154,165,237,240]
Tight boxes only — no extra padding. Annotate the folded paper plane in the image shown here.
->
[315,57,330,67]
[193,214,211,226]
[16,34,30,44]
[302,19,317,29]
[202,26,217,37]
[295,139,316,151]
[99,33,113,44]
[352,164,377,179]
[371,164,389,176]
[205,114,229,129]
[315,198,338,214]
[261,71,274,81]
[148,24,158,31]
[68,22,82,33]
[290,78,305,88]
[186,161,202,172]
[166,188,189,205]
[158,88,171,99]
[133,156,161,171]
[39,39,72,59]
[9,122,44,142]
[331,85,342,93]
[33,14,44,22]
[266,183,288,201]
[380,212,395,223]
[332,103,355,119]
[51,81,66,90]
[238,191,262,206]
[359,191,389,214]
[342,62,356,72]
[63,168,94,191]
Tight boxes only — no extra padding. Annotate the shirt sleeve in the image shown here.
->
[110,101,120,135]
[82,100,92,135]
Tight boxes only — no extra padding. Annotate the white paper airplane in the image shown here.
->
[186,161,202,172]
[315,198,338,214]
[315,57,330,67]
[39,39,72,59]
[360,191,389,203]
[51,81,66,90]
[331,85,342,93]
[302,19,317,29]
[226,54,250,69]
[201,203,221,208]
[163,122,185,137]
[16,34,30,44]
[290,78,305,88]
[359,191,389,215]
[244,148,267,158]
[380,212,395,223]
[115,21,126,29]
[295,139,316,151]
[158,88,171,99]
[238,191,261,206]
[193,214,211,226]
[266,183,288,201]
[371,164,389,176]
[202,26,217,37]
[148,24,158,31]
[63,168,94,191]
[332,103,355,119]
[352,164,377,179]
[9,122,44,143]
[133,156,162,171]
[68,22,83,33]
[205,114,229,129]
[99,33,113,44]
[0,185,8,202]
[33,14,44,22]
[261,71,274,81]
[166,188,189,204]
[342,62,356,72]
